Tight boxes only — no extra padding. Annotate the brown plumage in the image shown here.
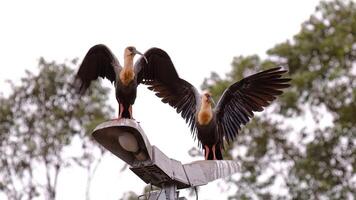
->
[135,48,291,160]
[74,44,148,119]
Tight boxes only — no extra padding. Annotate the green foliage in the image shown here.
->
[0,58,113,199]
[203,0,356,199]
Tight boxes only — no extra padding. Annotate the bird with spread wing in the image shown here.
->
[74,44,148,119]
[135,48,291,160]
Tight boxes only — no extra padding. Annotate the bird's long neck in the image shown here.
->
[120,55,135,86]
[198,98,213,125]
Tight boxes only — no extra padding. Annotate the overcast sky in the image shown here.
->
[0,1,321,199]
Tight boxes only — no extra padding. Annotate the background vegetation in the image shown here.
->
[202,0,355,199]
[0,59,113,199]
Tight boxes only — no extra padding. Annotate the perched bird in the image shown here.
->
[135,48,291,160]
[74,44,148,119]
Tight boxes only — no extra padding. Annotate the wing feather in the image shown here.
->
[135,48,199,138]
[215,67,290,143]
[74,44,121,94]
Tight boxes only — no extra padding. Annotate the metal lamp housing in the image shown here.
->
[91,119,240,191]
[92,119,151,165]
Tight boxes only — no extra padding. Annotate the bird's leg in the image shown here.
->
[118,104,124,119]
[111,104,123,121]
[129,105,133,119]
[204,145,210,160]
[212,144,217,160]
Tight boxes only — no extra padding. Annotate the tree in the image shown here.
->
[0,58,114,199]
[202,0,355,199]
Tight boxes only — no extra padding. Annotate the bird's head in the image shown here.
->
[124,46,148,63]
[202,92,215,106]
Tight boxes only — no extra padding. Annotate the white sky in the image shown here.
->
[0,0,321,199]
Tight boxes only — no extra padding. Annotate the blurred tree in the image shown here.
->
[0,58,114,200]
[119,191,139,200]
[119,184,162,200]
[202,0,355,199]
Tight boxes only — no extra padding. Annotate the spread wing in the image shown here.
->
[215,67,291,143]
[136,48,200,137]
[74,44,121,94]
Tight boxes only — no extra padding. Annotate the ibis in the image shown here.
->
[135,48,291,160]
[74,44,148,119]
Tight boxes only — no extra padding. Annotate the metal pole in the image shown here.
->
[139,184,185,200]
[163,184,177,200]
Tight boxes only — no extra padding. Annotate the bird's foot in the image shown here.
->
[110,117,123,121]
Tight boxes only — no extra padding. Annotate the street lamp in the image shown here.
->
[92,119,240,200]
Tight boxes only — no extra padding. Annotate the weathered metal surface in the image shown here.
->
[164,185,178,200]
[130,146,190,189]
[92,119,152,165]
[180,162,207,187]
[183,160,240,186]
[92,119,240,192]
[130,162,171,186]
[151,146,174,179]
[169,159,189,188]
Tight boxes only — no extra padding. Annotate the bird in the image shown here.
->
[74,44,148,119]
[135,47,291,160]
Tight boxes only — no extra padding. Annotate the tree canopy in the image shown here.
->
[0,58,113,199]
[202,0,355,199]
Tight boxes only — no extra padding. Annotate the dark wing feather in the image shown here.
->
[215,67,291,143]
[135,48,200,137]
[74,44,121,94]
[135,48,179,84]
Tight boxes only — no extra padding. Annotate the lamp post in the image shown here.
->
[92,119,240,200]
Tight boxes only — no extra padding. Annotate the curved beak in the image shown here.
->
[209,96,216,106]
[133,49,148,64]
